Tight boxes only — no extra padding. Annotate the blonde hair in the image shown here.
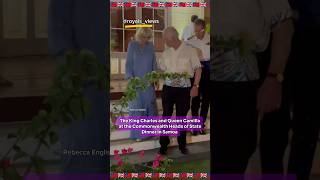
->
[135,28,153,41]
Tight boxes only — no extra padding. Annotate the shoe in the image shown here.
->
[199,129,206,135]
[179,148,189,155]
[191,131,198,136]
[159,148,167,155]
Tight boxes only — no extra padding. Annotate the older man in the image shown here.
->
[158,27,202,155]
[48,0,108,173]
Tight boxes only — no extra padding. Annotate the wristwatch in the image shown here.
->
[193,84,200,88]
[267,73,284,83]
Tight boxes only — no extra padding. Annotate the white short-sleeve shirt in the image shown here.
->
[181,22,195,41]
[158,42,201,87]
[186,33,210,61]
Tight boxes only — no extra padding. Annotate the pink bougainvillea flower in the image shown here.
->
[155,154,164,161]
[113,119,117,124]
[128,147,133,153]
[139,150,145,157]
[121,148,128,155]
[114,154,121,161]
[117,160,124,166]
[152,160,159,169]
[114,149,119,155]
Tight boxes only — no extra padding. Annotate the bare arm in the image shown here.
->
[190,67,202,97]
[193,68,202,86]
[268,19,294,74]
[258,19,294,114]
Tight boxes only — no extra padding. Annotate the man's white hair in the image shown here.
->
[163,26,179,40]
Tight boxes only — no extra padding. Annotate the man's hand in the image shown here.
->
[257,78,282,115]
[190,86,199,97]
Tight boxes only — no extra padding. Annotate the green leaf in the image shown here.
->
[110,165,118,172]
[22,116,45,138]
[163,159,168,166]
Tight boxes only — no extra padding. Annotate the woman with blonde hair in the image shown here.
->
[126,28,158,141]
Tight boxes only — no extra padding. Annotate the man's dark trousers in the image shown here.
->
[160,85,191,151]
[211,81,258,174]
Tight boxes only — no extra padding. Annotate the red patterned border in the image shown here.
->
[111,2,207,8]
[110,172,209,179]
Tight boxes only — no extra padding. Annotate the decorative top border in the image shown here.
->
[111,2,207,8]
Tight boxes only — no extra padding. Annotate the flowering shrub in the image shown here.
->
[111,148,173,173]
